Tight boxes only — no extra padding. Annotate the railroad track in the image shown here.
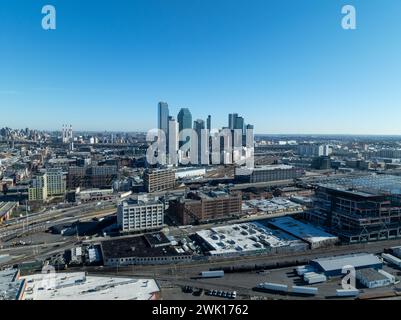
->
[77,238,401,278]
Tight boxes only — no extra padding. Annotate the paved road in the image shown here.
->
[0,202,117,240]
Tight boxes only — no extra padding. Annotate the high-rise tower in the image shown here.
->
[177,108,192,149]
[157,102,169,138]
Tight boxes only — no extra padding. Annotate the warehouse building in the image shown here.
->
[75,188,114,203]
[268,216,338,249]
[174,167,206,180]
[356,268,395,289]
[100,232,192,266]
[0,269,26,300]
[390,246,401,259]
[235,165,304,183]
[195,222,307,256]
[22,272,160,300]
[310,253,383,277]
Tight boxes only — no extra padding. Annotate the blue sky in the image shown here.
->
[1,0,401,134]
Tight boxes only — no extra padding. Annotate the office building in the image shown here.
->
[234,116,244,133]
[177,107,192,150]
[143,168,175,193]
[207,115,211,131]
[169,190,242,225]
[157,102,169,139]
[311,156,332,170]
[117,195,164,232]
[168,117,179,165]
[228,113,238,130]
[177,108,192,134]
[193,119,206,165]
[67,165,118,189]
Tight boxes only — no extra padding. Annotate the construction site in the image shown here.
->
[303,175,401,243]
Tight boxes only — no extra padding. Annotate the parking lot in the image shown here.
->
[159,262,401,300]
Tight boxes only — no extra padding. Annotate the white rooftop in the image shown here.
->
[269,216,338,244]
[246,198,303,213]
[22,272,160,300]
[313,253,382,272]
[196,222,302,255]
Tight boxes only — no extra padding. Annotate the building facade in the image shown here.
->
[67,165,118,189]
[28,173,48,201]
[303,179,401,242]
[143,168,175,193]
[169,190,242,225]
[46,168,67,196]
[117,196,164,232]
[158,102,169,138]
[235,165,304,183]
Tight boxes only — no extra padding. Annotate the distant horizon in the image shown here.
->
[3,125,401,139]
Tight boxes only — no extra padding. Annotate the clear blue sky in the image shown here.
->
[1,0,401,134]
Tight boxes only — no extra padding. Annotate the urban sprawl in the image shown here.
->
[2,103,401,300]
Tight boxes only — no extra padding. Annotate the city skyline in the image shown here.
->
[2,1,401,134]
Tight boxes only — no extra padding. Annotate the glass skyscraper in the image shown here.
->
[177,108,192,148]
[158,102,169,137]
[177,108,192,133]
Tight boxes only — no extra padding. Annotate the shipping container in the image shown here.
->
[258,282,288,293]
[292,286,318,295]
[382,253,401,267]
[336,289,359,297]
[392,247,401,259]
[200,270,224,278]
[305,274,327,284]
[296,266,315,276]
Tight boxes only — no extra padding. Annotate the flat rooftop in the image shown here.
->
[312,253,382,272]
[316,174,401,196]
[143,232,171,247]
[252,165,295,171]
[196,222,305,255]
[356,268,388,282]
[0,269,23,300]
[268,216,338,244]
[236,165,295,175]
[101,234,190,259]
[121,197,162,207]
[22,273,160,300]
[245,198,303,213]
